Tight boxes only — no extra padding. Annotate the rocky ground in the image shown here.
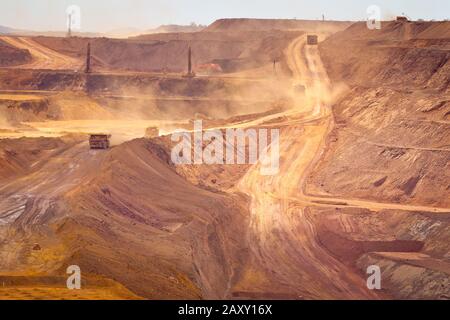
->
[0,19,448,300]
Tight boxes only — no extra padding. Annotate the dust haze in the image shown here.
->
[0,11,449,301]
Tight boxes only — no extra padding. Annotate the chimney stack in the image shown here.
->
[183,45,195,78]
[85,43,91,73]
[188,46,192,75]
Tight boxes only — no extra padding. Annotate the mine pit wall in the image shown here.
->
[32,31,301,74]
[0,69,225,94]
[0,69,282,122]
[319,22,450,92]
[309,22,450,299]
[0,39,32,67]
[0,69,86,91]
[0,69,219,94]
[0,68,283,99]
[308,207,450,300]
[0,98,51,123]
[315,21,450,207]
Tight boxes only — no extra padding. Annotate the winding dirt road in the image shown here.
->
[235,35,380,299]
[1,33,448,299]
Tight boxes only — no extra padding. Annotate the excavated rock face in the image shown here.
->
[0,40,32,67]
[0,20,448,300]
[0,136,250,299]
[307,21,450,299]
[315,21,450,207]
[32,30,302,73]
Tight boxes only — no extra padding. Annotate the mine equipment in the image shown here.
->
[145,127,159,138]
[307,35,318,45]
[294,84,306,93]
[85,43,91,73]
[183,46,196,78]
[89,134,111,149]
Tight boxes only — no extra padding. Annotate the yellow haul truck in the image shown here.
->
[89,134,111,149]
[307,35,318,45]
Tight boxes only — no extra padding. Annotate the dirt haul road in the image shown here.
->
[234,33,450,298]
[234,35,379,299]
[0,36,82,70]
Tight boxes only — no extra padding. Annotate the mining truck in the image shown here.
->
[145,127,159,138]
[307,35,318,45]
[294,83,306,93]
[89,134,111,149]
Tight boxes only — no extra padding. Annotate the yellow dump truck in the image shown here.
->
[145,127,159,138]
[89,134,111,149]
[294,84,306,93]
[396,16,409,22]
[307,35,318,45]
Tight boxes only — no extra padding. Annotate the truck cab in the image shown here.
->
[89,134,111,149]
[307,35,318,45]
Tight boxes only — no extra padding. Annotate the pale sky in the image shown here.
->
[1,0,449,32]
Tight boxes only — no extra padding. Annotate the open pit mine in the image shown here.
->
[0,15,449,301]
